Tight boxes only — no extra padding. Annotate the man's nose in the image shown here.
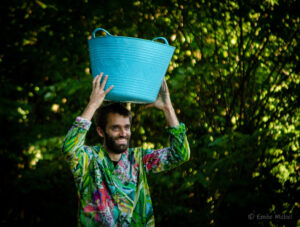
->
[120,128,127,137]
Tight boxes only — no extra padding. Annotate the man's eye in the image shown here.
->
[112,126,118,130]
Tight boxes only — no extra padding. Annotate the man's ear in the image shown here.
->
[96,126,104,138]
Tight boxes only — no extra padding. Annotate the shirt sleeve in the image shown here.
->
[142,123,190,174]
[62,117,94,187]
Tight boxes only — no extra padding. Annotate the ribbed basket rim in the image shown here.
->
[89,35,175,49]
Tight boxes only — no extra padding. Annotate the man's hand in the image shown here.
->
[80,73,113,121]
[89,73,114,109]
[146,78,172,111]
[146,78,179,127]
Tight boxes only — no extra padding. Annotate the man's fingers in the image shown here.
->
[100,75,109,90]
[92,76,98,88]
[93,73,103,84]
[160,78,169,93]
[165,83,169,93]
[97,73,104,88]
[104,85,114,95]
[144,103,154,109]
[92,73,113,95]
[93,73,103,89]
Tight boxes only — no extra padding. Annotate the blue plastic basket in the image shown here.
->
[88,28,175,103]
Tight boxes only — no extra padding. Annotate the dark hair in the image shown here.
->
[93,103,132,130]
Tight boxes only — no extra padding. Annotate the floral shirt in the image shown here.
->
[62,117,190,227]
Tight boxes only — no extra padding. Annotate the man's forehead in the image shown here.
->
[107,113,131,125]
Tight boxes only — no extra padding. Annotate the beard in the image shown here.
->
[104,131,130,154]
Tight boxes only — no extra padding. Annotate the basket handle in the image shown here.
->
[152,37,169,45]
[92,28,112,39]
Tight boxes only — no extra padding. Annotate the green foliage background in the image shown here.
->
[0,0,299,226]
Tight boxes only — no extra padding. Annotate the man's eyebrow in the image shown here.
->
[111,124,120,127]
[110,124,131,127]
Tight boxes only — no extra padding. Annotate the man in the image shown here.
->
[62,72,190,226]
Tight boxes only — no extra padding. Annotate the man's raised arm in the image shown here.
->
[61,73,113,168]
[142,79,190,173]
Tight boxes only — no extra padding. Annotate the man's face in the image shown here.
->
[102,113,131,154]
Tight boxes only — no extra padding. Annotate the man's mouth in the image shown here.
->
[115,138,128,144]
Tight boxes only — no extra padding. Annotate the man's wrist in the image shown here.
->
[162,104,174,114]
[80,102,100,121]
[87,101,99,112]
[162,104,179,127]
